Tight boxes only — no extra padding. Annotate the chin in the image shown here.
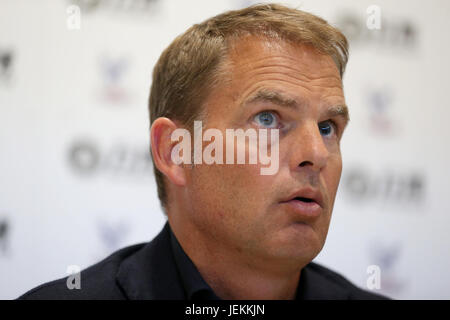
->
[268,224,324,262]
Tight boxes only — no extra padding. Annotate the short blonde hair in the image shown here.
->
[149,3,349,208]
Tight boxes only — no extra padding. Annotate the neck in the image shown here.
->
[197,260,301,300]
[168,213,302,300]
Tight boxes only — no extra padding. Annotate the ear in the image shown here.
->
[150,117,187,187]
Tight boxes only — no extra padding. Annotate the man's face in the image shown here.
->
[183,36,348,268]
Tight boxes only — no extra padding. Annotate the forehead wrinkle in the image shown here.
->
[239,76,334,97]
[233,64,343,93]
[230,45,341,77]
[232,56,306,72]
[234,61,340,81]
[235,73,342,97]
[229,39,334,68]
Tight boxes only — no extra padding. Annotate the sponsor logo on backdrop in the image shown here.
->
[0,50,14,85]
[366,86,397,136]
[67,139,154,179]
[97,218,131,253]
[0,217,10,256]
[97,55,132,105]
[334,10,417,50]
[342,166,425,206]
[68,0,160,15]
[368,241,406,295]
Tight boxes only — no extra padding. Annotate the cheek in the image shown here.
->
[188,162,276,216]
[332,153,343,186]
[186,163,279,245]
[324,153,343,205]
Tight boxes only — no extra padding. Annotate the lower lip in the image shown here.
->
[282,200,322,218]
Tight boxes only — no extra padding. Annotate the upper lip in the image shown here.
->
[281,188,324,208]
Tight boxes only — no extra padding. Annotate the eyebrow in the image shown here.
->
[325,104,350,123]
[244,89,350,123]
[245,89,299,109]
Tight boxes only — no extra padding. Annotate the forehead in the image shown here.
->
[223,36,344,100]
[202,36,346,125]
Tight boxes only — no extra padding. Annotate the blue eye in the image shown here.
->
[254,111,278,128]
[318,121,335,137]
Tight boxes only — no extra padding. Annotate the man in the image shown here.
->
[20,4,387,300]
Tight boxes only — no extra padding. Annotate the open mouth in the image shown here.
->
[280,188,323,214]
[293,197,315,203]
[283,195,322,218]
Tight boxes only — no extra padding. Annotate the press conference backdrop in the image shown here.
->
[1,0,449,299]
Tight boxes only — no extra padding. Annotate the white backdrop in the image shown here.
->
[1,0,449,299]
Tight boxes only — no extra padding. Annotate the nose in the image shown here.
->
[292,122,329,172]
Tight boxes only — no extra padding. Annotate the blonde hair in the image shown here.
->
[149,3,349,208]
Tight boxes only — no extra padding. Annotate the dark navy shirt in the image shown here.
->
[169,225,307,300]
[169,226,221,300]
